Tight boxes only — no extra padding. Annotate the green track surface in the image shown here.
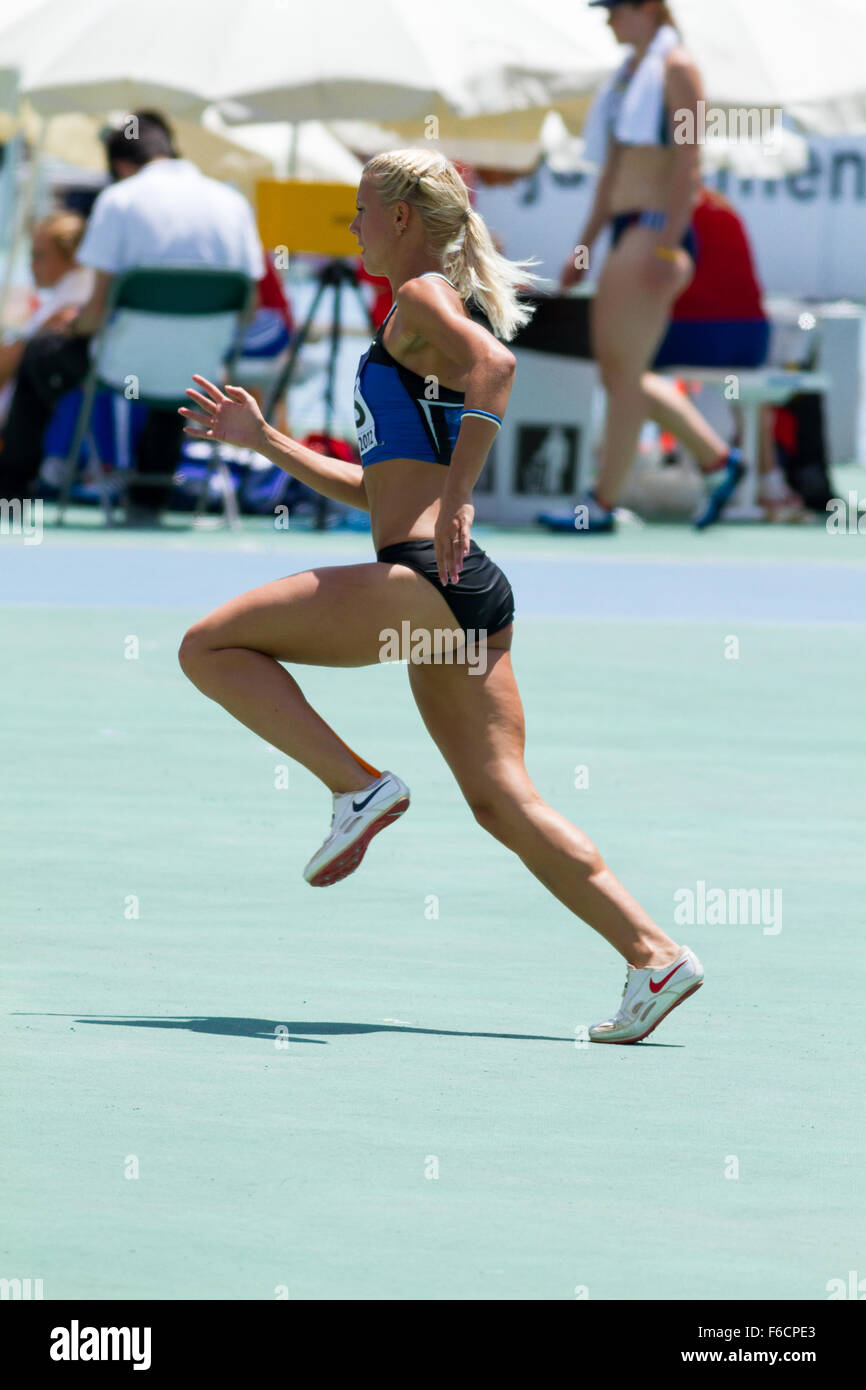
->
[2,487,865,1300]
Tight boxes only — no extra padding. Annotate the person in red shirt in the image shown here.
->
[653,186,769,369]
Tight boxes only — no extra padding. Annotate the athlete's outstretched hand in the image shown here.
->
[179,375,266,451]
[435,493,474,587]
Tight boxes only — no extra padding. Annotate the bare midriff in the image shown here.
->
[364,456,452,554]
[608,143,679,217]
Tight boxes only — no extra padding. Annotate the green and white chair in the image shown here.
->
[54,265,255,527]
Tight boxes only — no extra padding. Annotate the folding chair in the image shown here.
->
[55,266,255,527]
[659,365,831,519]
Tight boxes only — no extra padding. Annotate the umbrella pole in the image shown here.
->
[0,113,47,330]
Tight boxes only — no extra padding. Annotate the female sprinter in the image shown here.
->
[559,0,745,532]
[177,149,703,1044]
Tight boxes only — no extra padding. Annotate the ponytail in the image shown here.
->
[363,148,540,342]
[450,204,540,342]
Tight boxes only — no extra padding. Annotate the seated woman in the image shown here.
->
[0,212,93,433]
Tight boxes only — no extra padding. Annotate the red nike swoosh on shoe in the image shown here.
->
[649,959,687,993]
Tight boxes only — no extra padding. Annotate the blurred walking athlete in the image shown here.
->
[178,149,703,1043]
[560,0,745,531]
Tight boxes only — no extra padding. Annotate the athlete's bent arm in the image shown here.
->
[180,374,369,512]
[448,356,515,498]
[395,281,516,582]
[436,374,512,586]
[258,421,369,511]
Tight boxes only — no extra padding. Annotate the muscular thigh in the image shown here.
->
[408,646,534,805]
[184,561,465,668]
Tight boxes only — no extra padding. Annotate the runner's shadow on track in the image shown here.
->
[15,1014,682,1045]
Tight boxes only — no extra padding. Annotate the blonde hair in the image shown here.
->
[363,148,539,342]
[31,210,86,261]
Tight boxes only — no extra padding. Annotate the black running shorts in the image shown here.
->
[376,538,515,637]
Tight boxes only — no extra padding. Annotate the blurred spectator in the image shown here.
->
[0,111,264,523]
[0,212,93,430]
[558,0,748,532]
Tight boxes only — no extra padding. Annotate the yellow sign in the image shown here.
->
[256,180,359,256]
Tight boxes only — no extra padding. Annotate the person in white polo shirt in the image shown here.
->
[0,111,264,523]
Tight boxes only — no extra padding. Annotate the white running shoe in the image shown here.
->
[303,771,410,887]
[589,946,704,1043]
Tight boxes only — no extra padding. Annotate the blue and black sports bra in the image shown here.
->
[354,271,469,468]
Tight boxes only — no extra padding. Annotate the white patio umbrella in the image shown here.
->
[209,0,616,124]
[0,0,45,52]
[202,112,363,184]
[671,0,866,132]
[0,0,212,117]
[6,0,865,154]
[324,0,864,176]
[1,0,615,122]
[0,0,615,254]
[382,0,862,176]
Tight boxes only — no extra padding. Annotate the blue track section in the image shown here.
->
[3,534,865,624]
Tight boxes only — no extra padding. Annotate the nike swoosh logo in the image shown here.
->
[649,959,687,993]
[352,785,384,812]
